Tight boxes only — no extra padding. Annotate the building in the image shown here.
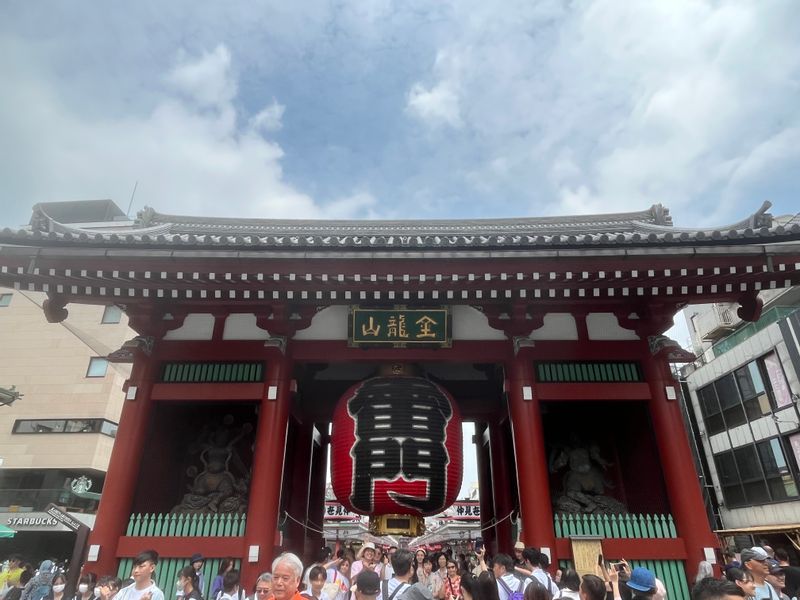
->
[1,199,799,598]
[0,200,134,560]
[682,260,800,550]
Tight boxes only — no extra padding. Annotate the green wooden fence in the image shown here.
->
[557,559,689,600]
[554,513,677,539]
[118,557,242,596]
[160,362,264,383]
[125,513,247,537]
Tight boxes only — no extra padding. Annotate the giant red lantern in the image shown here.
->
[331,374,463,523]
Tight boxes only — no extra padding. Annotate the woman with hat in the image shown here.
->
[349,544,377,600]
[190,555,206,598]
[624,567,657,599]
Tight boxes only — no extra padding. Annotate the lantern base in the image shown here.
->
[370,514,425,537]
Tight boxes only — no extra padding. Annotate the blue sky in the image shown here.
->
[1,1,799,229]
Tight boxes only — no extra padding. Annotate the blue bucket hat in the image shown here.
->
[626,567,656,592]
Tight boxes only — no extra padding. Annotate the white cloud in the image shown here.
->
[0,40,378,223]
[406,50,463,128]
[249,99,286,133]
[167,45,236,109]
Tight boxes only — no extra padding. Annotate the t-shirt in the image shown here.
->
[531,568,559,598]
[376,579,411,600]
[496,574,526,600]
[754,581,778,600]
[116,583,165,600]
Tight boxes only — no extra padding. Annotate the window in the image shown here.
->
[13,418,118,438]
[86,357,108,377]
[714,436,800,508]
[697,385,725,436]
[101,305,122,324]
[697,352,787,435]
[0,294,11,307]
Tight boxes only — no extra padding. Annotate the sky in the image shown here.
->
[1,1,799,230]
[2,1,799,498]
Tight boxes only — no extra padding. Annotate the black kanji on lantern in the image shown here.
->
[348,377,452,513]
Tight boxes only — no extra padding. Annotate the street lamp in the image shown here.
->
[0,386,21,407]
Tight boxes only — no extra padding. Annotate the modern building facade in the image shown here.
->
[682,280,800,549]
[1,199,798,598]
[0,200,135,560]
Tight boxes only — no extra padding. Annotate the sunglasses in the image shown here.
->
[256,590,271,595]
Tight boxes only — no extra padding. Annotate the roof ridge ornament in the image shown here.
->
[650,204,672,226]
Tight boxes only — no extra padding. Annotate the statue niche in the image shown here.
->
[172,415,253,514]
[548,435,627,515]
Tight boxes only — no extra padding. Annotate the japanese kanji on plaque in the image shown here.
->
[349,307,451,347]
[330,374,463,518]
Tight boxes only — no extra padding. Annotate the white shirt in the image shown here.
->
[496,574,526,600]
[376,579,411,600]
[116,583,165,600]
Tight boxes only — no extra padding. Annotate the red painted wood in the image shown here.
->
[642,348,718,582]
[489,421,514,554]
[242,356,293,584]
[87,352,158,575]
[535,383,651,401]
[291,340,512,362]
[116,536,245,558]
[554,538,687,561]
[150,382,266,401]
[507,353,556,560]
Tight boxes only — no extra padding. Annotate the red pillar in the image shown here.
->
[475,423,496,553]
[489,421,514,553]
[284,419,313,557]
[642,352,717,580]
[506,353,556,560]
[87,348,158,575]
[242,353,293,584]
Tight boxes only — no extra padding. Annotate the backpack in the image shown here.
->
[380,581,410,600]
[497,578,523,600]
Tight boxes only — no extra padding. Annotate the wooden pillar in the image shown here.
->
[506,353,556,560]
[304,425,329,562]
[489,420,514,553]
[86,348,157,575]
[242,353,293,583]
[284,419,314,557]
[475,423,496,553]
[642,351,718,580]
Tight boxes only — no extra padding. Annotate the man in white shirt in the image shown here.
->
[116,550,165,600]
[492,554,527,600]
[381,548,398,582]
[377,550,414,600]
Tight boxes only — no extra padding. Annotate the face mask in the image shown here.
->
[79,585,89,594]
[53,586,66,594]
[94,589,101,597]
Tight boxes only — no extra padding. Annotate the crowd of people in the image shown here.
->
[3,541,800,600]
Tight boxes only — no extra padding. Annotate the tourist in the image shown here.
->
[212,560,236,600]
[74,574,97,600]
[458,575,480,600]
[95,576,120,600]
[624,567,657,600]
[412,552,426,585]
[0,556,26,594]
[302,566,329,600]
[417,559,437,598]
[381,549,398,583]
[690,577,745,600]
[441,561,460,600]
[513,545,525,570]
[523,550,557,599]
[773,549,800,599]
[377,549,413,600]
[251,574,272,600]
[741,547,777,600]
[353,572,380,600]
[115,550,165,600]
[765,560,789,600]
[20,560,56,600]
[4,569,32,600]
[492,554,527,600]
[724,567,756,598]
[217,571,241,600]
[522,582,550,600]
[578,575,605,600]
[696,563,714,585]
[475,574,497,600]
[190,556,206,598]
[557,570,580,600]
[176,567,202,600]
[325,558,349,600]
[271,553,304,600]
[351,544,378,596]
[48,575,67,600]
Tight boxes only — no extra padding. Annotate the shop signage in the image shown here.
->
[2,511,95,532]
[349,307,451,347]
[45,504,84,532]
